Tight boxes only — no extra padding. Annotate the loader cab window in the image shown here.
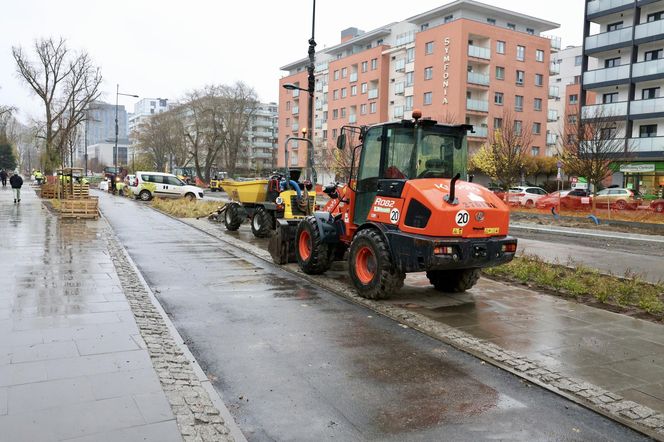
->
[355,127,383,224]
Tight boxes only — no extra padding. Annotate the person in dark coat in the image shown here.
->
[10,171,23,203]
[0,169,7,187]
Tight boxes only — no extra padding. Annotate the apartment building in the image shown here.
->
[548,46,584,155]
[242,102,278,175]
[279,0,560,183]
[77,101,128,166]
[582,0,664,193]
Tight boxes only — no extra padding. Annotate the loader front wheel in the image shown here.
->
[349,229,404,300]
[295,217,332,275]
[426,268,480,293]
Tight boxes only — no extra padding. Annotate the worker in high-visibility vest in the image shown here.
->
[34,170,44,185]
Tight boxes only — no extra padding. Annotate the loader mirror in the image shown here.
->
[336,133,346,150]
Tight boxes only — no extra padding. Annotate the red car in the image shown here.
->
[535,189,592,210]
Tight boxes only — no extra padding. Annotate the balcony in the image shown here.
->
[349,115,357,124]
[368,89,378,99]
[548,36,562,51]
[583,64,630,87]
[350,72,358,83]
[468,126,488,138]
[581,101,629,119]
[468,45,491,60]
[585,27,633,53]
[547,109,559,122]
[253,152,273,159]
[550,62,560,75]
[253,142,274,149]
[630,97,664,118]
[253,131,274,138]
[635,19,664,43]
[549,86,560,99]
[586,0,634,18]
[632,58,664,81]
[630,136,664,152]
[466,99,489,112]
[546,132,558,146]
[467,71,490,86]
[292,106,299,115]
[291,123,299,132]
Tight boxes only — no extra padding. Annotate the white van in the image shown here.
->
[132,171,205,201]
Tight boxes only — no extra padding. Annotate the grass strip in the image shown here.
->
[483,255,664,321]
[151,198,223,219]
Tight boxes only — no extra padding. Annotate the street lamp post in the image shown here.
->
[114,84,139,171]
[282,0,316,184]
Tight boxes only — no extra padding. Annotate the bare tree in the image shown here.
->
[12,37,102,173]
[470,109,535,190]
[133,110,186,172]
[560,106,631,211]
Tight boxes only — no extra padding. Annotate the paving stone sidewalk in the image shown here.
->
[0,187,233,441]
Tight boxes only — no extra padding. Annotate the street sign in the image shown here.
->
[571,177,578,184]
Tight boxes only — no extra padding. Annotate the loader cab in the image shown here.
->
[339,119,470,225]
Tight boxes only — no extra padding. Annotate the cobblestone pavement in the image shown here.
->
[183,217,664,441]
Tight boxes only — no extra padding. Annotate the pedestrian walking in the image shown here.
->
[10,171,23,203]
[0,169,7,187]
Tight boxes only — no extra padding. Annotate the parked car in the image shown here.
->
[486,186,506,201]
[535,190,571,209]
[650,199,664,213]
[133,171,205,201]
[508,186,549,208]
[593,188,641,210]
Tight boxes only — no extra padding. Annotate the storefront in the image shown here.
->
[616,163,664,197]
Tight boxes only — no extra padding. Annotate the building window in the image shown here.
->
[507,23,516,30]
[516,70,525,85]
[420,23,429,31]
[607,21,623,32]
[322,130,328,140]
[361,83,368,94]
[405,95,413,111]
[536,49,544,62]
[642,87,660,99]
[341,68,347,78]
[527,28,535,35]
[494,118,503,129]
[534,98,542,111]
[371,58,378,70]
[495,66,505,80]
[351,85,357,96]
[407,47,415,63]
[644,49,663,61]
[394,82,405,95]
[515,95,524,111]
[605,57,621,68]
[424,67,433,80]
[444,15,453,23]
[647,11,664,22]
[360,104,367,115]
[424,92,432,105]
[603,92,619,104]
[514,120,522,135]
[406,71,414,86]
[496,41,506,54]
[569,94,578,104]
[332,129,337,139]
[334,70,340,80]
[341,88,347,98]
[535,73,544,86]
[361,61,368,73]
[531,146,540,156]
[333,89,339,100]
[286,101,291,111]
[575,55,583,66]
[516,45,525,61]
[341,107,346,118]
[494,92,504,105]
[332,109,338,119]
[425,41,434,54]
[487,18,496,25]
[568,114,578,124]
[370,102,377,113]
[533,122,541,134]
[640,124,658,137]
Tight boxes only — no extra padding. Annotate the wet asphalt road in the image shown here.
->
[97,192,648,441]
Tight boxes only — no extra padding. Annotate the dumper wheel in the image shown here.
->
[426,269,480,293]
[296,216,332,275]
[349,229,404,300]
[223,203,243,231]
[251,206,274,238]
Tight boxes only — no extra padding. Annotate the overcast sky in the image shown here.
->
[0,0,584,123]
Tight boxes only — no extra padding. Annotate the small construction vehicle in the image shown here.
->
[269,111,517,299]
[209,171,227,192]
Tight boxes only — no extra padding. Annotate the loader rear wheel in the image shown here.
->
[296,216,332,275]
[251,206,274,238]
[426,268,480,293]
[349,229,404,300]
[223,203,243,231]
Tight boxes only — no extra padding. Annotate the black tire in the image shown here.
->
[295,216,333,275]
[615,200,627,210]
[426,269,480,293]
[184,192,196,201]
[524,199,534,209]
[251,206,274,238]
[654,203,664,213]
[348,229,404,300]
[139,190,152,201]
[223,203,243,231]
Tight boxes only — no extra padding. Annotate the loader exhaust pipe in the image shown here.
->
[444,173,461,205]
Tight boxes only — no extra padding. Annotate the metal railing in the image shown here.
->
[466,99,489,112]
[468,45,491,59]
[632,58,664,79]
[583,64,630,85]
[585,27,633,51]
[635,19,664,40]
[581,101,629,118]
[587,0,633,15]
[467,71,490,86]
[630,97,664,116]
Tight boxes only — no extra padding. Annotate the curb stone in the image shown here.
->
[176,216,664,441]
[103,224,241,442]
